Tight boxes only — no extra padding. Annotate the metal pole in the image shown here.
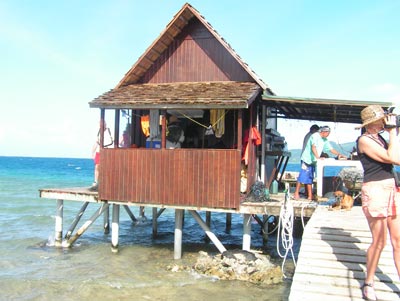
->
[189,210,227,254]
[243,214,251,251]
[156,208,166,218]
[174,209,184,259]
[55,199,63,247]
[123,205,137,223]
[226,213,232,232]
[139,206,145,219]
[205,211,211,242]
[65,202,89,240]
[111,204,120,253]
[152,207,158,237]
[261,105,266,182]
[65,203,110,247]
[103,206,110,234]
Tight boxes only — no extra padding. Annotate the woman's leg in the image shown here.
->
[387,215,400,278]
[365,216,387,284]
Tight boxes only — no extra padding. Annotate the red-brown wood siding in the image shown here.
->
[98,148,241,209]
[142,19,253,83]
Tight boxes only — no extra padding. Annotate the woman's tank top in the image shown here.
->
[357,134,393,183]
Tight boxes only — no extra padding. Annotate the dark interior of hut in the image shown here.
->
[122,108,252,150]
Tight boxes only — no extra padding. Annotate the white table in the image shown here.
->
[316,159,363,196]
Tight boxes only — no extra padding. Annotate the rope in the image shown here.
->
[276,189,296,278]
[175,110,229,129]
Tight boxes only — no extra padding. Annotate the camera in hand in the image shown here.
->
[384,107,400,128]
[385,115,400,129]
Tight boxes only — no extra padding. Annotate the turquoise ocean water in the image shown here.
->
[0,156,304,301]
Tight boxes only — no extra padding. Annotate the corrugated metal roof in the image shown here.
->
[262,94,394,124]
[115,3,268,91]
[90,81,262,109]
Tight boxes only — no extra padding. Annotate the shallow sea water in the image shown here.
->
[0,157,298,301]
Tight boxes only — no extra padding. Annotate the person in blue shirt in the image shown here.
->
[293,125,345,200]
[301,124,320,155]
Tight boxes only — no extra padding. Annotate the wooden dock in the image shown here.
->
[289,206,400,300]
[39,187,316,215]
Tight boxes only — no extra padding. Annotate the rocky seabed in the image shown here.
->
[167,250,283,285]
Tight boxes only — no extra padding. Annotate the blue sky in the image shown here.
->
[1,0,399,158]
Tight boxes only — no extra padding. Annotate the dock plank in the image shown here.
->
[289,206,400,301]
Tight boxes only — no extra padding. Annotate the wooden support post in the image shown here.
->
[114,109,120,148]
[55,199,63,247]
[174,209,184,260]
[189,210,227,254]
[226,213,232,232]
[65,202,89,240]
[111,204,120,253]
[152,207,158,237]
[103,205,110,234]
[243,214,251,251]
[65,203,110,247]
[123,205,137,223]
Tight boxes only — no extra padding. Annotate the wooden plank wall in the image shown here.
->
[98,148,241,209]
[143,20,253,83]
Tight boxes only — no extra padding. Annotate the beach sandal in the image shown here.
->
[362,282,377,301]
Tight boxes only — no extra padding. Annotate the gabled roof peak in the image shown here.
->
[116,3,268,90]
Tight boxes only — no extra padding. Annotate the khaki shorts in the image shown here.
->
[361,178,400,217]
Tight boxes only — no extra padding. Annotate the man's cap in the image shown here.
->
[319,126,331,132]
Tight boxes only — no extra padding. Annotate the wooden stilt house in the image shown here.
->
[89,3,282,210]
[40,3,393,256]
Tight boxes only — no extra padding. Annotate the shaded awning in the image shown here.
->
[90,81,262,110]
[262,95,393,124]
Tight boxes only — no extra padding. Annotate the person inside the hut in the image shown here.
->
[356,105,400,301]
[119,130,130,148]
[90,120,113,191]
[166,115,185,149]
[293,125,346,200]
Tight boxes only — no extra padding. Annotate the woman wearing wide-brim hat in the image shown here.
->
[356,104,400,300]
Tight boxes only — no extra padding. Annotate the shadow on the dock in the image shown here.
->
[319,226,400,294]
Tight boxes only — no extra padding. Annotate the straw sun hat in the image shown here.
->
[355,105,385,129]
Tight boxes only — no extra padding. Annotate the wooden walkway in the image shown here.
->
[289,206,400,300]
[39,187,317,217]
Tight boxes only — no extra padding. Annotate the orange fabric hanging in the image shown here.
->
[252,127,262,146]
[141,115,150,137]
[242,127,262,165]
